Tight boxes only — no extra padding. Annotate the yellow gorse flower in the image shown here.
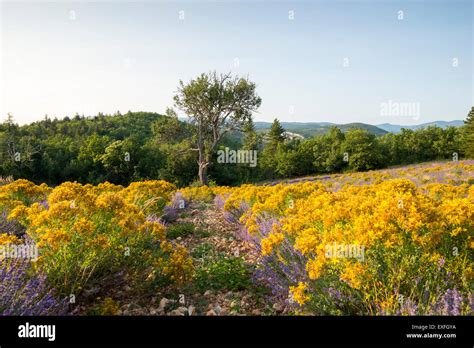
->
[289,282,311,306]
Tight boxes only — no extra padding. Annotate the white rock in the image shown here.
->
[214,305,222,315]
[224,291,233,299]
[188,305,195,316]
[273,303,283,312]
[176,306,188,314]
[169,309,186,316]
[158,298,176,312]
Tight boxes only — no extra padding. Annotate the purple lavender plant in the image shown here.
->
[396,298,419,315]
[214,194,308,306]
[214,194,250,224]
[146,215,168,227]
[0,210,26,237]
[237,214,308,306]
[430,288,466,315]
[161,191,188,223]
[253,236,308,305]
[0,258,68,315]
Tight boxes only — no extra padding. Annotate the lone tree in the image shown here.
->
[173,71,262,184]
[463,106,474,158]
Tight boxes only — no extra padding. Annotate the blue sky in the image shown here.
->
[1,0,472,125]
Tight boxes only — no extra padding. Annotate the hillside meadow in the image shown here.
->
[1,160,472,316]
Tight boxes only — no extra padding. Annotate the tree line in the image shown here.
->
[0,111,470,187]
[0,71,472,187]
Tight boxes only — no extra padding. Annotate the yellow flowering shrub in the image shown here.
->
[289,282,311,306]
[0,179,50,211]
[122,180,176,216]
[0,233,22,246]
[155,244,194,286]
[179,186,215,203]
[221,161,474,315]
[94,297,121,315]
[6,180,192,295]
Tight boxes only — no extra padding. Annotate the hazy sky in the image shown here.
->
[1,0,473,125]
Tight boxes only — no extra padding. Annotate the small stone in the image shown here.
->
[206,309,217,316]
[158,298,175,312]
[273,303,283,313]
[224,291,233,299]
[251,309,261,315]
[214,305,222,315]
[188,305,195,316]
[83,287,100,297]
[176,306,188,315]
[169,309,186,316]
[204,290,212,297]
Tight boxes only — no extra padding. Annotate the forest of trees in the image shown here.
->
[0,108,471,187]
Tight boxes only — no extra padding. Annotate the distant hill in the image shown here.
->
[377,120,464,133]
[254,121,388,138]
[253,120,465,138]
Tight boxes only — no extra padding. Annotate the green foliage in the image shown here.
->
[274,140,315,177]
[100,138,139,183]
[194,256,253,291]
[260,118,286,178]
[173,71,262,185]
[190,242,215,259]
[0,112,198,187]
[378,126,462,165]
[267,118,285,148]
[462,106,474,158]
[0,108,465,187]
[166,222,196,239]
[312,127,346,172]
[257,124,463,181]
[342,129,382,171]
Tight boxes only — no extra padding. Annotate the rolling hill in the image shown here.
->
[254,120,464,138]
[254,121,388,138]
[376,120,464,133]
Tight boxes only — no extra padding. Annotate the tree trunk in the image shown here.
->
[198,162,208,185]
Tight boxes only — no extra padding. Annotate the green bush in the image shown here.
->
[166,222,195,239]
[191,242,215,259]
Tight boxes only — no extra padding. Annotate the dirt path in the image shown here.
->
[76,201,280,316]
[155,201,274,316]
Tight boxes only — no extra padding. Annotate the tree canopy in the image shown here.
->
[173,71,262,184]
